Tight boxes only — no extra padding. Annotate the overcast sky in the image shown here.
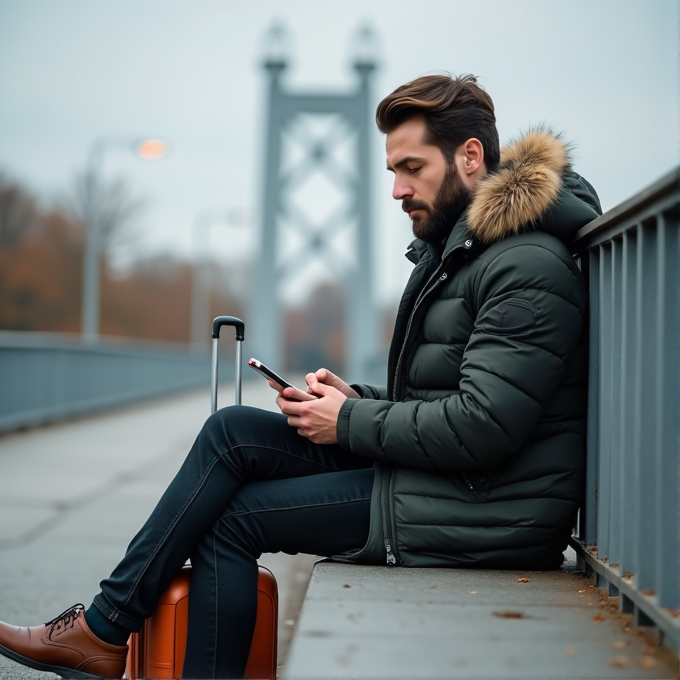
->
[0,0,677,305]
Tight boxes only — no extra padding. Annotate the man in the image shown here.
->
[0,74,601,679]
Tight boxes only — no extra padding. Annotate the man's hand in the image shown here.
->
[276,373,350,444]
[311,368,361,399]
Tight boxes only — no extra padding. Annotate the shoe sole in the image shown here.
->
[0,642,108,679]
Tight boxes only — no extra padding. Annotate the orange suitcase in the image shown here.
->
[125,564,278,679]
[125,318,279,679]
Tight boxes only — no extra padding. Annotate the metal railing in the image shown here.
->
[0,332,229,433]
[570,168,679,648]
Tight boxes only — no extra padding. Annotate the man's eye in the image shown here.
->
[408,167,421,174]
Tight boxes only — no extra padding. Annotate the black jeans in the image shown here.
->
[92,405,374,679]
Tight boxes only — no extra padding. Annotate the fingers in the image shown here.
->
[285,386,317,401]
[267,379,284,395]
[315,367,330,382]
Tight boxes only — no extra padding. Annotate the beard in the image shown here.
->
[403,164,471,245]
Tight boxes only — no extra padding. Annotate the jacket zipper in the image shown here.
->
[392,269,449,401]
[382,466,398,565]
[461,472,483,502]
[461,472,474,490]
[385,242,468,563]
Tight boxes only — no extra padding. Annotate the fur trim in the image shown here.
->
[467,129,570,244]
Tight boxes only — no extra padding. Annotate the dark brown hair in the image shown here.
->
[376,74,500,172]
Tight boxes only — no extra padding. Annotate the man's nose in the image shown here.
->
[392,177,414,201]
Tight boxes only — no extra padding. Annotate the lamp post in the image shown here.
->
[190,209,249,352]
[81,136,168,344]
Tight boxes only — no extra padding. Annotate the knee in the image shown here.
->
[202,404,250,438]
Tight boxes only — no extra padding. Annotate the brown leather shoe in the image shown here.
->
[0,604,127,679]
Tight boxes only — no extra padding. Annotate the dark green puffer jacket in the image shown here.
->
[335,130,601,570]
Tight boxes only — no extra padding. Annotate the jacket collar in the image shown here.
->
[405,215,481,266]
[404,128,573,263]
[467,128,570,244]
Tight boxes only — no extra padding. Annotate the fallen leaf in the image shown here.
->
[578,589,586,593]
[564,647,576,657]
[608,656,632,668]
[430,585,438,589]
[642,589,656,596]
[470,590,478,595]
[612,641,627,650]
[516,577,530,583]
[493,610,525,619]
[593,614,604,621]
[641,656,657,669]
[342,584,351,588]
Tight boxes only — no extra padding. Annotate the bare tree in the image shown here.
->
[61,170,146,257]
[0,173,39,247]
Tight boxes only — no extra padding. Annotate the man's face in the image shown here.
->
[386,115,470,244]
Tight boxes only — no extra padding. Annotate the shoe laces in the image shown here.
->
[45,604,85,638]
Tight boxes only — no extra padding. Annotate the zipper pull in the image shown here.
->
[462,473,474,490]
[385,539,397,566]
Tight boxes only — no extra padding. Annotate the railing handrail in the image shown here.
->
[573,167,680,252]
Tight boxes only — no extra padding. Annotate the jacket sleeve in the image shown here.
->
[336,241,586,472]
[350,384,389,400]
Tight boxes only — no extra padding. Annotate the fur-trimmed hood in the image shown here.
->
[466,129,601,245]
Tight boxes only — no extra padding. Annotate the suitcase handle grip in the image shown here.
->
[212,316,245,341]
[211,316,245,412]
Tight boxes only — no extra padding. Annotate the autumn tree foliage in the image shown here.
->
[0,172,243,344]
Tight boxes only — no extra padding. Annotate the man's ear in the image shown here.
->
[455,138,486,188]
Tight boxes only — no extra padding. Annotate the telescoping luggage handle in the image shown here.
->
[211,316,245,413]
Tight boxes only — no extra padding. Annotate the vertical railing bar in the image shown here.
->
[620,231,637,576]
[634,221,658,591]
[597,243,612,560]
[609,239,622,568]
[584,249,600,546]
[656,209,679,608]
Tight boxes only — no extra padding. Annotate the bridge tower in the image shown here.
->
[249,26,379,382]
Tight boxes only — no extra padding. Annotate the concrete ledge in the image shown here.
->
[283,561,676,680]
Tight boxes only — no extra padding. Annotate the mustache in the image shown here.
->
[402,198,429,214]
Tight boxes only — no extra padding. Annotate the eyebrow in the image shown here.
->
[386,155,426,172]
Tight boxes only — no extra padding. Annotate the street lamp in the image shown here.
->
[81,136,169,344]
[190,208,250,352]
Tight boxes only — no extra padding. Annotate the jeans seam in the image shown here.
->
[220,443,337,472]
[221,496,372,521]
[212,530,218,678]
[117,454,225,614]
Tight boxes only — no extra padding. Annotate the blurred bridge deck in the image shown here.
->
[0,379,316,680]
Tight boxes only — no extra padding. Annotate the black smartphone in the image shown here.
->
[248,358,296,391]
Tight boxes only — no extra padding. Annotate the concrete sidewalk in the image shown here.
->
[0,380,316,680]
